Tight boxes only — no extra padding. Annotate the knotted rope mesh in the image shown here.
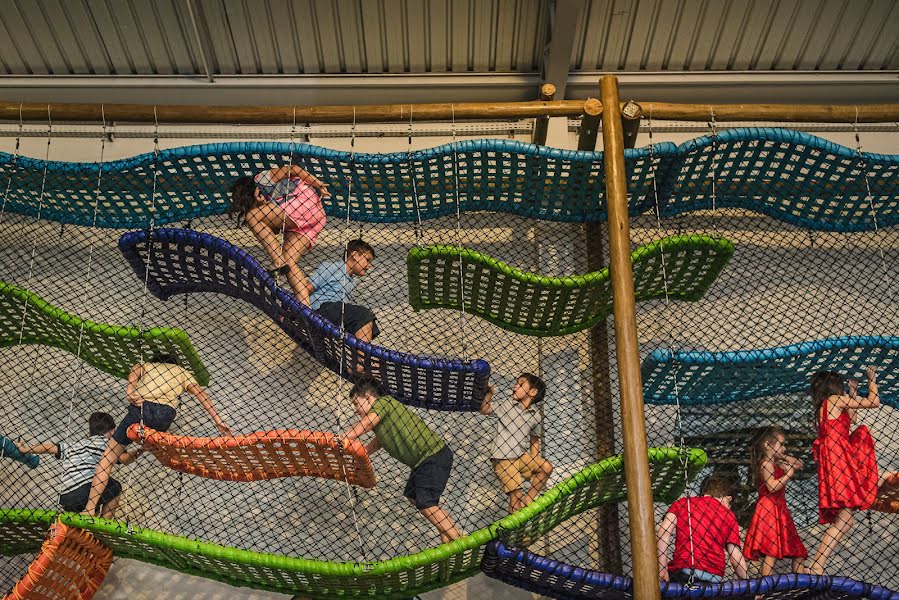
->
[0,123,895,599]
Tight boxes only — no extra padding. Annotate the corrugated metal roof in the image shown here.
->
[571,0,899,72]
[0,0,549,75]
[0,0,896,105]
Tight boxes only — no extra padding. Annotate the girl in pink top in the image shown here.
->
[229,165,329,305]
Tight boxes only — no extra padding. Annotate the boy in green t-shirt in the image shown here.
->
[343,379,461,543]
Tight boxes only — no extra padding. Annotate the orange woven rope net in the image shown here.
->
[127,425,377,487]
[873,472,899,514]
[4,522,112,600]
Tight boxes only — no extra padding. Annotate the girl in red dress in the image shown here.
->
[744,426,807,576]
[809,367,894,574]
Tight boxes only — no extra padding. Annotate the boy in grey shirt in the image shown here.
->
[481,373,553,513]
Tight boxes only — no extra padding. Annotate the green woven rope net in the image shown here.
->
[0,281,209,385]
[407,235,735,336]
[0,448,705,599]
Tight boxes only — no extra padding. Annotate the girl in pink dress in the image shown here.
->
[230,165,329,305]
[743,426,807,575]
[809,367,894,574]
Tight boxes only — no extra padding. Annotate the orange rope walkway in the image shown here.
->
[4,522,112,600]
[127,425,377,488]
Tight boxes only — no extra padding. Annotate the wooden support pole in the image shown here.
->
[0,100,589,124]
[600,75,659,600]
[621,102,643,148]
[578,99,602,149]
[579,98,623,574]
[532,84,557,145]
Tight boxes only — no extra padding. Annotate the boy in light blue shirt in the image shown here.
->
[308,239,378,343]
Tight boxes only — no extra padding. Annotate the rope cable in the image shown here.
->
[0,103,24,462]
[9,107,54,454]
[853,107,892,305]
[335,105,367,561]
[58,107,110,512]
[649,105,697,585]
[450,105,468,361]
[0,104,24,225]
[408,106,425,248]
[121,106,164,526]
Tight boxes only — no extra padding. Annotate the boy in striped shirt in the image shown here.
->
[17,412,140,518]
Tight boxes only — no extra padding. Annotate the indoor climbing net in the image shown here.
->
[0,112,896,600]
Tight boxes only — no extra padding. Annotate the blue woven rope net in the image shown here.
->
[641,336,899,406]
[0,139,665,227]
[2,129,895,230]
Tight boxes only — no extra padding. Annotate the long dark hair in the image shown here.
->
[749,425,785,486]
[229,176,256,225]
[810,371,844,426]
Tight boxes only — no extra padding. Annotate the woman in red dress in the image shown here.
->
[744,426,807,575]
[809,368,892,574]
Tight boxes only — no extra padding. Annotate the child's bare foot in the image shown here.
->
[807,562,825,576]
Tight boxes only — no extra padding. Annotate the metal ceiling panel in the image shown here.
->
[58,0,110,74]
[1,0,51,74]
[571,0,899,71]
[1,0,895,106]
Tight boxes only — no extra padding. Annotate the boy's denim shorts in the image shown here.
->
[113,402,176,446]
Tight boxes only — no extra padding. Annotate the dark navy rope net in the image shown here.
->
[118,228,490,411]
[482,542,899,600]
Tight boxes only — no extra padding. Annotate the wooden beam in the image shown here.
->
[600,75,660,600]
[637,101,899,122]
[0,100,590,124]
[3,98,897,124]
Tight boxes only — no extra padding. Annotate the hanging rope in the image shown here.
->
[408,106,425,248]
[0,104,24,461]
[6,107,53,475]
[58,107,110,513]
[0,104,23,224]
[649,104,699,586]
[708,106,718,213]
[451,105,468,361]
[853,107,893,305]
[121,106,165,525]
[335,105,367,561]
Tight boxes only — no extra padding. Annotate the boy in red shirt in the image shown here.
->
[657,473,748,584]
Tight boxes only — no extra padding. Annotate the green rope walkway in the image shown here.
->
[0,447,705,599]
[0,281,209,385]
[407,235,735,337]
